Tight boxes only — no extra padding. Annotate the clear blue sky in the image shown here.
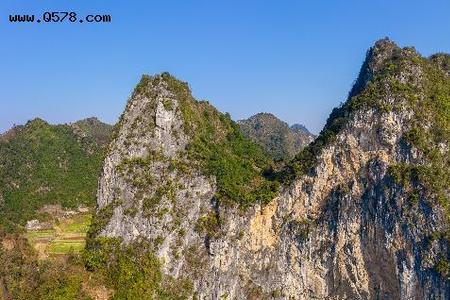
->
[1,1,450,134]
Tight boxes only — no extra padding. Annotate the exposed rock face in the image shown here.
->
[238,113,315,160]
[96,75,217,280]
[95,40,450,299]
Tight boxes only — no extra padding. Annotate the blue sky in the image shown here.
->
[1,1,450,133]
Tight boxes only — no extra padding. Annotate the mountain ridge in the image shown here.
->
[88,38,450,298]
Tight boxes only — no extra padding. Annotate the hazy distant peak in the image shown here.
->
[238,112,315,160]
[290,123,312,135]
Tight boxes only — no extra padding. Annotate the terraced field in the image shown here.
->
[25,213,92,258]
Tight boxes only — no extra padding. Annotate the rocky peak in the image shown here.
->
[94,71,277,235]
[369,38,399,69]
[96,74,189,208]
[283,38,430,183]
[348,38,422,99]
[276,39,450,298]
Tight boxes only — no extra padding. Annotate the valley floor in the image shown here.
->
[25,213,91,259]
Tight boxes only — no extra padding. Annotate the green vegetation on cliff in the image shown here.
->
[387,51,450,214]
[84,238,192,299]
[277,39,449,277]
[282,39,449,193]
[157,73,279,207]
[82,74,281,299]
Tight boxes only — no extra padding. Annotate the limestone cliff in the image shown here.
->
[91,39,450,299]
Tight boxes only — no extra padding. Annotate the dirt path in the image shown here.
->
[34,242,49,259]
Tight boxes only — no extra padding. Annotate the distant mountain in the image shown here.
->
[290,123,313,135]
[238,113,315,161]
[0,118,112,228]
[71,117,113,147]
